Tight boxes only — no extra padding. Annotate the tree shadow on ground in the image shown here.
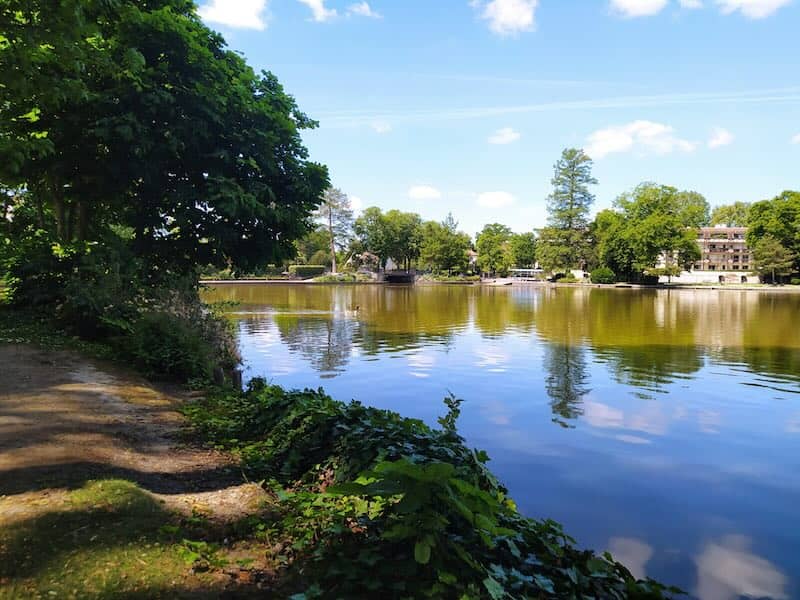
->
[0,479,276,599]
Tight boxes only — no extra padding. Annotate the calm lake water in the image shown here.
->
[204,283,800,600]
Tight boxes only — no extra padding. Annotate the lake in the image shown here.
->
[204,283,800,600]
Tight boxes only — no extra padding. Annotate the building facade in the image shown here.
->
[657,226,757,284]
[693,226,751,272]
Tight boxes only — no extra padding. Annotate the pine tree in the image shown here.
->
[538,148,597,272]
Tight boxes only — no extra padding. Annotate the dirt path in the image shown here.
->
[0,344,266,525]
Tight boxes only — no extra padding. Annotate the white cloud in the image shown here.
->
[476,191,516,208]
[347,1,382,18]
[297,0,337,22]
[473,0,538,35]
[716,0,792,18]
[349,195,364,211]
[610,0,669,17]
[708,127,734,148]
[198,0,268,29]
[370,120,392,134]
[792,133,800,144]
[585,120,696,159]
[408,185,442,201]
[679,0,704,8]
[608,538,654,581]
[488,127,521,144]
[695,535,789,600]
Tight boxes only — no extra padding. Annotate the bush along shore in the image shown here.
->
[185,383,682,599]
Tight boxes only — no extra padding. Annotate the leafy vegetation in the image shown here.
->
[594,184,703,283]
[184,382,681,599]
[746,191,800,276]
[590,266,617,284]
[289,265,327,278]
[710,201,751,227]
[419,213,473,275]
[314,187,355,274]
[536,148,597,273]
[476,223,514,276]
[751,235,796,283]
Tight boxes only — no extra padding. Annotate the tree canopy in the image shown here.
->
[596,183,702,281]
[537,148,597,272]
[710,201,751,227]
[419,214,471,274]
[476,223,513,276]
[354,207,422,270]
[751,236,796,283]
[746,191,800,275]
[509,232,537,268]
[315,188,354,273]
[1,0,328,278]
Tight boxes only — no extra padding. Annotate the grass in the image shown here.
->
[0,480,232,599]
[0,306,113,358]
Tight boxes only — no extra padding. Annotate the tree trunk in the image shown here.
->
[328,208,337,274]
[76,200,88,241]
[52,182,67,241]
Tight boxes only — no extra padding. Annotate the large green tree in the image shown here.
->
[476,223,513,276]
[1,0,328,279]
[711,201,751,227]
[419,214,471,274]
[751,236,796,283]
[315,187,354,273]
[675,191,711,229]
[746,191,800,274]
[596,183,702,281]
[537,148,597,272]
[509,232,537,268]
[354,207,422,271]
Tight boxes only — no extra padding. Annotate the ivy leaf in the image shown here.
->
[482,576,505,599]
[414,539,432,564]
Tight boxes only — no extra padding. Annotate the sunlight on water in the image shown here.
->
[204,283,800,599]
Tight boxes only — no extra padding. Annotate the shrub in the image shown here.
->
[3,233,144,339]
[288,265,326,279]
[790,278,800,286]
[591,266,617,284]
[309,250,332,267]
[123,289,240,382]
[125,311,215,380]
[558,274,579,283]
[185,384,681,599]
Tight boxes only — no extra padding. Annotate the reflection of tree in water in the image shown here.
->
[593,345,703,392]
[544,343,590,427]
[274,315,356,377]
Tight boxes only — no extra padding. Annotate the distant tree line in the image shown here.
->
[293,151,798,284]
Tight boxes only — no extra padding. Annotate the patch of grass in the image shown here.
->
[0,480,233,599]
[0,306,114,358]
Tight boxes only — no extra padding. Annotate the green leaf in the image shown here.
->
[533,574,555,593]
[482,576,505,599]
[414,539,432,564]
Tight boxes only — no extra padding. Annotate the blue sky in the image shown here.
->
[197,0,799,235]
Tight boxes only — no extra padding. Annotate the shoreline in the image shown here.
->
[201,278,800,293]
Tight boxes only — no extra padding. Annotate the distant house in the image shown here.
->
[657,225,758,284]
[694,226,752,272]
[467,250,478,267]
